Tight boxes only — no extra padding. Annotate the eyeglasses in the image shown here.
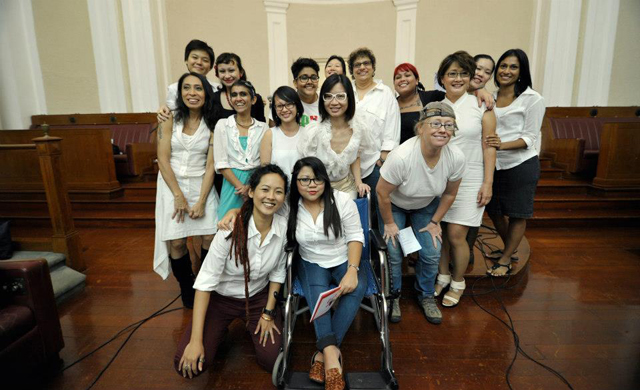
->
[446,71,471,79]
[353,60,372,68]
[296,75,319,82]
[427,121,456,131]
[275,102,295,111]
[323,92,348,102]
[297,177,325,186]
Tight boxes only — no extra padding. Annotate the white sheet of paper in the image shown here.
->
[310,286,341,322]
[398,226,422,257]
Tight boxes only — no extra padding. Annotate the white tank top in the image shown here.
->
[169,118,211,177]
[271,126,302,180]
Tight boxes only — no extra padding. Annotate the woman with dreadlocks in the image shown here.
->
[174,164,288,378]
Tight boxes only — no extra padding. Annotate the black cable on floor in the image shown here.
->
[57,294,184,390]
[467,227,574,390]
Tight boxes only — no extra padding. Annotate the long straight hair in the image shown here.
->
[494,49,532,98]
[287,157,343,248]
[173,72,218,130]
[227,164,288,323]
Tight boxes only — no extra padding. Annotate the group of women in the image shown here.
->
[152,39,545,388]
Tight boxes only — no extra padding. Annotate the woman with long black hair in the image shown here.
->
[174,164,288,378]
[485,49,545,276]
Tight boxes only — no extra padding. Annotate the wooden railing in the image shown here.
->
[1,131,85,271]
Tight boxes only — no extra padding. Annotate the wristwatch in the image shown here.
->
[348,264,360,271]
[262,307,277,318]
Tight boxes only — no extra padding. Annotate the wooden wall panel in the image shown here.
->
[593,122,640,188]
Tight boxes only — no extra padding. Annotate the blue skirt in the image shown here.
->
[217,168,255,219]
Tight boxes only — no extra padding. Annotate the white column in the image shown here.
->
[0,0,46,129]
[541,0,582,106]
[120,0,160,112]
[577,0,620,106]
[393,0,419,66]
[87,0,127,113]
[264,1,290,93]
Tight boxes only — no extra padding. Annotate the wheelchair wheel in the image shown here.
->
[272,350,284,387]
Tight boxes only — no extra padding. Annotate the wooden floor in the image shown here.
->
[35,225,640,390]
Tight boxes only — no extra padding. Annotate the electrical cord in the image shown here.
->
[467,225,574,390]
[58,294,183,390]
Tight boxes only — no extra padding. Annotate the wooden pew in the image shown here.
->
[593,122,640,188]
[0,128,121,199]
[540,107,640,175]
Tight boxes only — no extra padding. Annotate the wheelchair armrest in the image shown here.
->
[370,229,387,251]
[285,244,298,270]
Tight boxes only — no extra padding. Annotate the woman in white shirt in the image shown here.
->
[288,157,366,390]
[214,80,268,220]
[377,102,465,325]
[260,86,304,181]
[435,51,497,307]
[298,74,370,199]
[174,165,288,378]
[153,72,219,309]
[485,49,545,277]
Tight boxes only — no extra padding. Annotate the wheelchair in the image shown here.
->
[273,194,399,389]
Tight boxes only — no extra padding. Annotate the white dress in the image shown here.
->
[442,93,486,227]
[297,113,370,198]
[271,126,303,182]
[153,119,219,280]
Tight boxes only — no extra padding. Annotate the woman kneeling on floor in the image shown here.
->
[174,165,288,378]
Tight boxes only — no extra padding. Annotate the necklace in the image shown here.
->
[236,116,255,129]
[224,90,232,108]
[398,92,421,110]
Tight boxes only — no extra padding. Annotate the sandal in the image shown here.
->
[442,279,465,307]
[486,249,519,261]
[324,352,344,390]
[309,351,324,384]
[434,273,451,297]
[487,262,512,277]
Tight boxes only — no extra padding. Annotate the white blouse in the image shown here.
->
[169,118,211,177]
[353,79,401,178]
[271,126,303,181]
[296,190,364,268]
[297,113,369,182]
[213,115,268,173]
[193,214,287,299]
[493,87,545,170]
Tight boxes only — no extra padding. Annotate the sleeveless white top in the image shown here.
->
[169,118,210,177]
[271,126,302,180]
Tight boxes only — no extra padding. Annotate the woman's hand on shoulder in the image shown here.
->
[217,208,240,230]
[235,184,250,198]
[475,89,495,110]
[179,341,205,378]
[157,105,172,123]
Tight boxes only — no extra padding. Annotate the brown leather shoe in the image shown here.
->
[309,351,325,384]
[324,368,345,390]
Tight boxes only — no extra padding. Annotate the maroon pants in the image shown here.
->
[173,287,282,376]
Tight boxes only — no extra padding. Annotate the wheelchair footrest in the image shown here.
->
[346,371,396,389]
[284,372,324,389]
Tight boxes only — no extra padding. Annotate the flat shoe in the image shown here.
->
[309,351,324,384]
[325,368,345,390]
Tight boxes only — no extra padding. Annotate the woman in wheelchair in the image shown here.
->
[174,165,288,378]
[287,157,367,390]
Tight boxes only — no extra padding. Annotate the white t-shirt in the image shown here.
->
[380,138,466,210]
[268,98,320,127]
[194,214,287,299]
[270,126,303,180]
[493,87,545,170]
[166,79,222,110]
[296,190,364,268]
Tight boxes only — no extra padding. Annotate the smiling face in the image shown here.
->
[352,55,374,83]
[496,56,520,88]
[294,66,319,101]
[181,75,205,110]
[249,173,286,217]
[325,58,344,77]
[470,58,494,90]
[296,166,325,203]
[230,84,255,114]
[322,83,348,118]
[419,115,455,149]
[441,62,470,98]
[216,61,243,88]
[185,49,212,75]
[273,95,297,124]
[394,69,419,96]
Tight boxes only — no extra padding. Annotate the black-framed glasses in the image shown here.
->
[446,71,471,79]
[297,177,325,186]
[323,92,348,102]
[427,121,456,131]
[275,102,295,111]
[296,75,319,82]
